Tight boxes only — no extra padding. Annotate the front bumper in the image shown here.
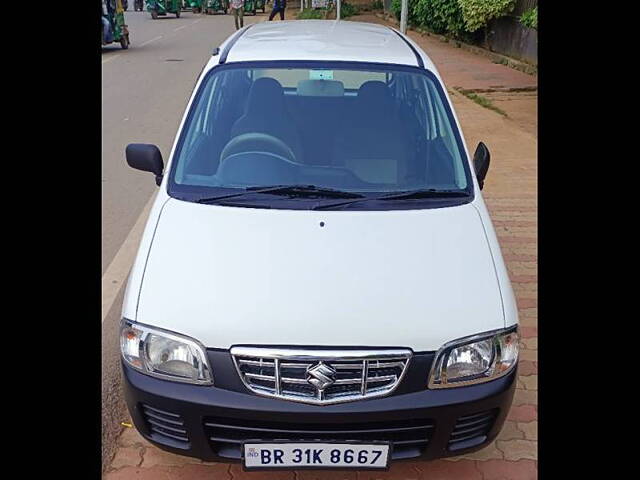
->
[122,358,517,464]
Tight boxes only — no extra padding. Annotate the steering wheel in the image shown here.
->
[219,132,297,166]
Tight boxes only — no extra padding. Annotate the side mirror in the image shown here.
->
[473,142,490,190]
[126,144,164,186]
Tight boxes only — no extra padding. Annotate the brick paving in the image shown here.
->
[104,13,537,479]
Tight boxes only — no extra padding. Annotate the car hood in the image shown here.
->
[136,199,504,351]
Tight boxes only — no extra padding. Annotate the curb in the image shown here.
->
[374,12,538,77]
[455,86,538,94]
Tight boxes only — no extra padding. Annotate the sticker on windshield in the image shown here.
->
[309,70,334,80]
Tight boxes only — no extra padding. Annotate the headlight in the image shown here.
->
[428,326,518,388]
[120,320,213,385]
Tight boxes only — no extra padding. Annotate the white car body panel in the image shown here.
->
[224,21,437,71]
[121,20,518,355]
[132,199,506,351]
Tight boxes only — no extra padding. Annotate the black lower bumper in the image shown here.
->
[122,361,517,464]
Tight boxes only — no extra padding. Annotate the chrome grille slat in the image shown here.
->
[237,358,275,365]
[231,347,412,405]
[245,372,276,381]
[280,362,313,369]
[332,377,366,385]
[361,360,369,395]
[365,375,397,383]
[280,377,311,385]
[274,358,282,395]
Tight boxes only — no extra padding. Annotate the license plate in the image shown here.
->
[243,442,391,470]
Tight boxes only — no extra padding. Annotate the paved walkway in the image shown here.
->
[104,12,538,480]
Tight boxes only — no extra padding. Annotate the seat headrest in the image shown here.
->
[246,77,285,113]
[356,81,394,115]
[297,79,345,97]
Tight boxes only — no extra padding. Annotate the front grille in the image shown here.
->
[448,410,497,451]
[231,347,412,405]
[141,404,190,447]
[204,416,434,460]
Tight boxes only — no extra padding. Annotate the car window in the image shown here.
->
[422,79,467,187]
[170,62,472,202]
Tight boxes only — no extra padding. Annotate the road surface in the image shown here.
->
[102,8,266,273]
[101,7,268,468]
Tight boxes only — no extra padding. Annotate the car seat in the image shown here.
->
[332,81,412,186]
[230,77,304,164]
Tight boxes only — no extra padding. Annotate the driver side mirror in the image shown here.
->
[473,142,490,190]
[126,144,164,186]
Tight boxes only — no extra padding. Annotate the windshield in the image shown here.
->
[168,61,473,210]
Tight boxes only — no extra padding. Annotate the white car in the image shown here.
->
[121,20,519,470]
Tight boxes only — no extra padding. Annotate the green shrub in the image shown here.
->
[520,6,537,30]
[457,0,515,32]
[390,0,402,21]
[371,0,383,9]
[340,1,358,17]
[412,0,465,36]
[390,0,506,43]
[297,8,325,19]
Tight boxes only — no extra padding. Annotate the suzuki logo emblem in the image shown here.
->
[306,362,337,391]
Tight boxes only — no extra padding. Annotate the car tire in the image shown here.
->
[120,34,129,49]
[176,9,181,17]
[151,9,158,19]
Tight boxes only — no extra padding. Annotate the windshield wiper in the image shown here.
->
[378,188,469,200]
[312,189,469,210]
[197,185,364,204]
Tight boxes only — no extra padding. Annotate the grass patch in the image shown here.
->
[297,8,325,20]
[456,89,507,116]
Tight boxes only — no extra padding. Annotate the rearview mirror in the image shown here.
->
[473,142,490,190]
[126,144,164,186]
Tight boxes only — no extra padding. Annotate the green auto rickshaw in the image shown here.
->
[102,0,130,49]
[255,0,265,13]
[146,0,181,18]
[204,0,227,14]
[243,0,256,15]
[184,0,200,11]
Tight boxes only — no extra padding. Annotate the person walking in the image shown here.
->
[268,0,286,21]
[230,0,244,30]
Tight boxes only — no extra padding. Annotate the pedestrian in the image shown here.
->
[230,0,244,30]
[268,0,286,21]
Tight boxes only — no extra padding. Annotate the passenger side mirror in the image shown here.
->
[126,144,164,186]
[473,142,490,190]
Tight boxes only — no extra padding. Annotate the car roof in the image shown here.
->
[218,20,438,72]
